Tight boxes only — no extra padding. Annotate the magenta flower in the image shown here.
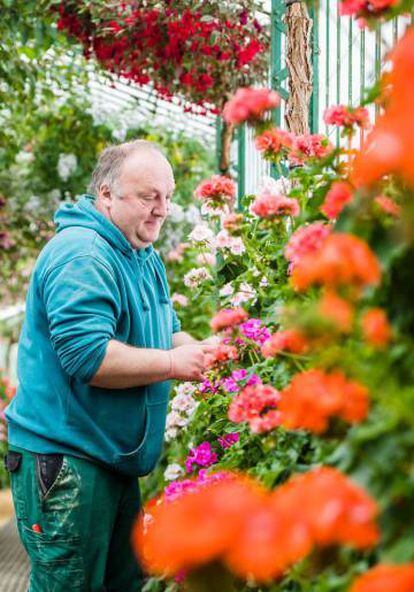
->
[185,441,218,473]
[239,318,271,345]
[218,432,240,449]
[221,376,239,393]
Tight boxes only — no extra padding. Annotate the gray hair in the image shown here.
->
[88,139,166,196]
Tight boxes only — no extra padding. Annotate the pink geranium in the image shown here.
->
[290,134,333,165]
[251,192,300,219]
[185,442,218,473]
[194,175,236,203]
[217,432,239,449]
[340,0,397,17]
[228,384,282,434]
[211,307,249,332]
[321,182,354,219]
[324,104,370,131]
[254,128,294,157]
[223,87,280,125]
[284,222,332,271]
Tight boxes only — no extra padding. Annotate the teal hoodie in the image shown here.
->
[5,195,180,476]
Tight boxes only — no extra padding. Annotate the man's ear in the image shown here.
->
[99,184,112,207]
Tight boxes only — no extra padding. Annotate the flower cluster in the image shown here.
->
[279,369,370,433]
[261,329,308,357]
[185,441,218,473]
[194,175,236,207]
[291,233,381,292]
[57,2,269,113]
[350,563,414,592]
[324,104,370,134]
[284,222,332,271]
[251,190,300,219]
[254,128,293,159]
[134,468,379,581]
[321,181,354,220]
[165,383,198,441]
[340,0,399,20]
[183,266,212,289]
[228,383,282,433]
[361,307,392,348]
[211,307,248,332]
[223,88,280,125]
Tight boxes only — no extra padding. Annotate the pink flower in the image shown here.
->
[339,0,397,17]
[217,432,239,449]
[321,182,354,219]
[228,384,282,434]
[251,192,300,219]
[223,87,280,125]
[374,195,401,217]
[254,128,294,157]
[290,134,333,165]
[324,105,370,130]
[239,318,271,345]
[285,222,332,271]
[211,307,249,332]
[194,175,236,203]
[164,470,232,502]
[185,442,218,473]
[171,293,188,307]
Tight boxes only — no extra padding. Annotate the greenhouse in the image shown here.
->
[1,1,414,591]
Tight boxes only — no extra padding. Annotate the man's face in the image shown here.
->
[100,150,175,249]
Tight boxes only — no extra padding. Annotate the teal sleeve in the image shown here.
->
[42,256,121,383]
[172,306,181,333]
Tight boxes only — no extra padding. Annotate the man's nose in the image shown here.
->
[153,198,170,217]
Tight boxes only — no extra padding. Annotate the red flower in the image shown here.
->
[211,308,249,332]
[351,563,414,592]
[251,193,300,219]
[279,369,370,433]
[223,88,280,125]
[261,330,308,357]
[291,233,381,292]
[228,384,282,434]
[361,308,392,348]
[321,182,354,219]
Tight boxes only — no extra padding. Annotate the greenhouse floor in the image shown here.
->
[0,519,28,591]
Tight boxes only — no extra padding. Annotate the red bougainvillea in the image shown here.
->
[55,1,269,113]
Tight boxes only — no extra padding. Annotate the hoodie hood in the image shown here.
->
[54,194,153,261]
[54,194,168,307]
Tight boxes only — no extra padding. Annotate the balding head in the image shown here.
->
[89,139,169,196]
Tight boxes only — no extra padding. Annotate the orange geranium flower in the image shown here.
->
[261,329,308,357]
[279,369,370,433]
[353,29,414,188]
[210,307,249,332]
[361,308,392,348]
[318,290,354,333]
[351,563,414,592]
[224,498,312,582]
[133,475,265,576]
[291,233,381,292]
[275,467,380,550]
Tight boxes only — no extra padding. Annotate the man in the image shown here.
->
[4,140,216,591]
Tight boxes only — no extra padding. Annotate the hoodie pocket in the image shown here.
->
[114,397,168,477]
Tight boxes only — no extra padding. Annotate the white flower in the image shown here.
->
[228,236,245,256]
[258,175,292,196]
[189,224,215,244]
[169,202,185,223]
[183,267,212,289]
[185,205,202,225]
[215,229,231,249]
[166,410,188,429]
[15,150,34,165]
[57,153,78,182]
[165,426,178,442]
[220,283,234,297]
[175,382,197,397]
[231,282,257,306]
[171,394,198,415]
[200,202,229,218]
[171,293,188,307]
[260,276,269,287]
[164,463,184,481]
[196,252,216,266]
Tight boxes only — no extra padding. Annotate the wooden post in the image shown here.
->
[284,1,314,135]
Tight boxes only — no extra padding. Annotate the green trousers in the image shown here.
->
[6,445,144,592]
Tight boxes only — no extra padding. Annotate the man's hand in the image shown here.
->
[201,335,222,346]
[169,344,217,382]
